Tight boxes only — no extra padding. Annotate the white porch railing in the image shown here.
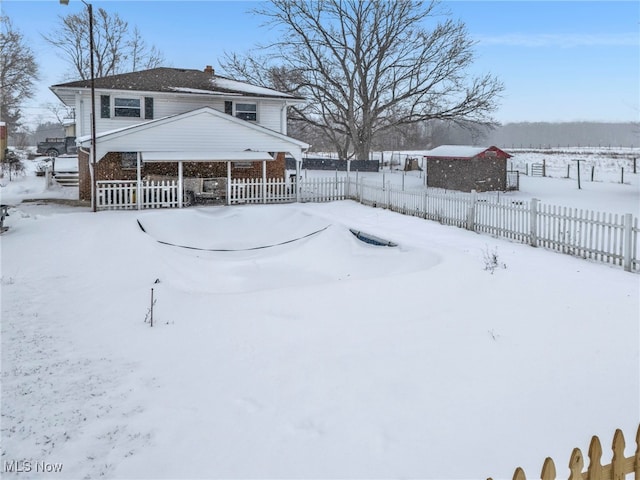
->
[96,180,178,210]
[229,177,292,204]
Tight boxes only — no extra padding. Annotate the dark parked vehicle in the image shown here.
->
[36,137,77,157]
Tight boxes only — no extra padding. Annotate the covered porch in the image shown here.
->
[76,107,309,209]
[96,151,301,210]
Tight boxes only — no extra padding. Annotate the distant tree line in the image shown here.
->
[295,120,639,155]
[485,122,639,149]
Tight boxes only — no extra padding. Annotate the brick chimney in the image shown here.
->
[204,65,214,75]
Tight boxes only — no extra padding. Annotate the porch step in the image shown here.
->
[53,172,79,187]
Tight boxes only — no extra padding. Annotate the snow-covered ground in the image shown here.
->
[297,147,640,216]
[1,154,638,479]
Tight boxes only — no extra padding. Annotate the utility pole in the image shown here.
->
[60,0,97,212]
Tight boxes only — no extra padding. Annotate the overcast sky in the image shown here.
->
[4,0,639,128]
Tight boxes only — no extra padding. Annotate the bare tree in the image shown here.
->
[0,15,39,136]
[128,27,164,72]
[223,0,503,160]
[43,8,165,81]
[43,102,75,125]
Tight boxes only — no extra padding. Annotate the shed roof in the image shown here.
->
[425,145,511,159]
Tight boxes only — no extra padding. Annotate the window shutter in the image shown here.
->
[145,97,154,119]
[224,101,233,115]
[100,95,110,118]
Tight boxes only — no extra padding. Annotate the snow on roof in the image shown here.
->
[169,87,242,96]
[211,78,297,98]
[76,121,156,143]
[425,145,490,158]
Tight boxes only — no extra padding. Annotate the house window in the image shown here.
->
[233,161,253,169]
[224,101,233,115]
[235,103,257,121]
[121,152,138,169]
[114,98,141,118]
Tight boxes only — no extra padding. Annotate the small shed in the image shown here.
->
[424,145,512,192]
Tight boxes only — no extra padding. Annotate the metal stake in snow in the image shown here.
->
[572,159,584,190]
[150,288,154,327]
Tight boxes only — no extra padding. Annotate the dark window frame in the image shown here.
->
[235,103,257,121]
[114,98,141,118]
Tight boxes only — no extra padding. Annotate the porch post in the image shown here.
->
[346,159,351,198]
[226,161,231,206]
[296,158,302,203]
[177,161,183,208]
[262,160,267,204]
[136,152,142,210]
[89,153,96,211]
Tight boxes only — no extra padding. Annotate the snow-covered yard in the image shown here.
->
[1,154,638,479]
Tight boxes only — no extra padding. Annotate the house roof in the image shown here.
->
[425,145,511,159]
[51,67,305,101]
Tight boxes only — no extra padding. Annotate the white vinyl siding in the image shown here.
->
[90,109,306,161]
[256,101,284,132]
[76,91,289,137]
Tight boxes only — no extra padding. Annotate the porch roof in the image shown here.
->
[140,151,274,162]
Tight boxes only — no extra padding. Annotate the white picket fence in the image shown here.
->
[351,179,639,272]
[97,180,178,210]
[228,177,348,204]
[300,177,348,202]
[229,177,292,204]
[95,177,639,272]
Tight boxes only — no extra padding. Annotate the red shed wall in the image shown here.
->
[426,156,507,192]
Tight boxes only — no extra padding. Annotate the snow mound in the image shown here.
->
[137,206,331,250]
[136,205,440,293]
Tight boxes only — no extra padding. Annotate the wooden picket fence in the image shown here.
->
[488,424,639,480]
[96,180,178,210]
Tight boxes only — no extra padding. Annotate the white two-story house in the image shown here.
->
[50,66,309,207]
